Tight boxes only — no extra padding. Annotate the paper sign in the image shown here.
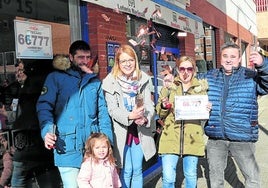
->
[14,20,53,59]
[175,95,209,120]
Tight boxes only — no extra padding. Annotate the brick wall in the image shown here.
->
[188,0,254,67]
[87,4,127,79]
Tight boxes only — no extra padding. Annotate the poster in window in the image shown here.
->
[106,42,120,73]
[139,46,150,64]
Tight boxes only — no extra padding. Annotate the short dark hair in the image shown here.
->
[221,42,241,56]
[69,40,91,56]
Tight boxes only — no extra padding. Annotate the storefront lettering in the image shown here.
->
[182,26,192,32]
[90,0,204,37]
[0,0,33,14]
[0,0,11,9]
[131,8,145,17]
[105,35,117,41]
[17,0,32,14]
[54,16,67,22]
[117,4,131,13]
[153,17,167,24]
[170,22,181,29]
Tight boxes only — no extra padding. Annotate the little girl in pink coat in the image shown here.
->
[77,133,121,188]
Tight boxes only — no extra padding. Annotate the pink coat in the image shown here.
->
[0,151,13,186]
[77,158,121,188]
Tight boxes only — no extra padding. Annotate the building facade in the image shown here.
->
[255,0,268,55]
[0,0,260,185]
[0,0,258,82]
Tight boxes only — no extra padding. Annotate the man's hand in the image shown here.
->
[80,64,93,74]
[44,132,57,150]
[249,51,264,67]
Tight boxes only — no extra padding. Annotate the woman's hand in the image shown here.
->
[134,116,148,126]
[206,102,212,111]
[129,106,144,120]
[161,97,172,109]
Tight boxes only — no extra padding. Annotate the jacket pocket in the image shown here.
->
[56,125,76,154]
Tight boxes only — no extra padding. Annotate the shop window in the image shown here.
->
[0,53,3,67]
[5,52,15,66]
[195,25,216,72]
[0,0,70,79]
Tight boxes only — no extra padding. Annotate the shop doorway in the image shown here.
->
[152,46,179,103]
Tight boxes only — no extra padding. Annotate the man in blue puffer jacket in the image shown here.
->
[36,40,113,188]
[200,42,268,188]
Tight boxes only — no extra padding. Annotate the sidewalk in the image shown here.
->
[144,95,268,188]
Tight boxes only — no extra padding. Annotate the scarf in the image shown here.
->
[117,75,140,112]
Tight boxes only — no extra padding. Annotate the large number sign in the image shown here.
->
[14,20,53,59]
[174,95,209,120]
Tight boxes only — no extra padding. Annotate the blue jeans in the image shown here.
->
[161,154,198,188]
[121,142,144,188]
[11,161,41,188]
[207,139,260,188]
[58,167,79,188]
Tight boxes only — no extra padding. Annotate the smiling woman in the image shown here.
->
[102,44,156,188]
[156,55,208,188]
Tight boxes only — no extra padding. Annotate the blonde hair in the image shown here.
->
[176,55,197,76]
[84,133,116,166]
[111,44,141,80]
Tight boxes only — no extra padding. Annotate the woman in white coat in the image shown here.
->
[102,44,156,188]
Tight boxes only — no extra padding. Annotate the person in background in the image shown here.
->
[0,102,7,130]
[0,132,13,188]
[10,60,54,188]
[0,61,27,112]
[77,133,121,188]
[0,79,9,104]
[156,56,208,188]
[102,44,156,188]
[199,42,268,188]
[36,40,113,188]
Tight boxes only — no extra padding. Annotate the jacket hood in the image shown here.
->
[53,55,70,71]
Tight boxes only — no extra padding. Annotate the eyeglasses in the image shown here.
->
[119,59,135,65]
[178,67,194,73]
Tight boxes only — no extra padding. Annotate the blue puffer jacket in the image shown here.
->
[199,59,268,142]
[36,68,113,168]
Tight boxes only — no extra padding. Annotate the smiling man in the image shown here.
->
[201,42,268,188]
[36,40,113,188]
